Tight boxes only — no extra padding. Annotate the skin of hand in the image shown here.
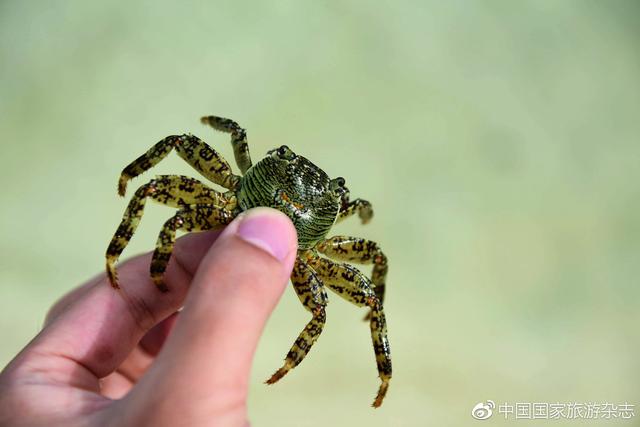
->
[0,207,298,427]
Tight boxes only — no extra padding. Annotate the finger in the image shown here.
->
[139,311,179,357]
[43,272,103,327]
[101,370,135,399]
[114,312,180,382]
[45,230,221,326]
[13,229,223,384]
[124,208,297,424]
[100,313,179,399]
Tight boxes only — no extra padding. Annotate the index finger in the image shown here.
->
[13,229,222,382]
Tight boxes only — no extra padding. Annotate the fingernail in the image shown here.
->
[236,208,294,262]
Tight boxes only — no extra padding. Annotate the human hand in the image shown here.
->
[0,208,298,427]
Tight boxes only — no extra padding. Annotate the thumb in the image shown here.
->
[122,207,297,426]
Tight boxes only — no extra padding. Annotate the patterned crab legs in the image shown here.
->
[266,240,391,408]
[105,175,238,290]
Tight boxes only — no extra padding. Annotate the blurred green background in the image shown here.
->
[1,1,639,425]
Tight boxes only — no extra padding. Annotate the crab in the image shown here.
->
[105,115,392,407]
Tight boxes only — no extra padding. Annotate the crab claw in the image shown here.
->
[359,201,373,224]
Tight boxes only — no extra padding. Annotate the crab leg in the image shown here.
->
[308,255,392,408]
[151,204,235,292]
[106,175,236,288]
[266,255,328,384]
[201,115,252,175]
[117,134,241,196]
[316,236,388,320]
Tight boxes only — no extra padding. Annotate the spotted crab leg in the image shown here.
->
[151,204,236,292]
[106,175,237,288]
[117,134,241,196]
[266,255,328,384]
[316,236,388,320]
[308,255,392,408]
[201,115,252,175]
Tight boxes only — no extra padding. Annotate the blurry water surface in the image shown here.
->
[1,1,639,425]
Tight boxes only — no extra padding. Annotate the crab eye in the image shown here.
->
[330,177,346,192]
[272,145,296,161]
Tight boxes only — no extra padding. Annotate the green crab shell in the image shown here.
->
[237,154,340,250]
